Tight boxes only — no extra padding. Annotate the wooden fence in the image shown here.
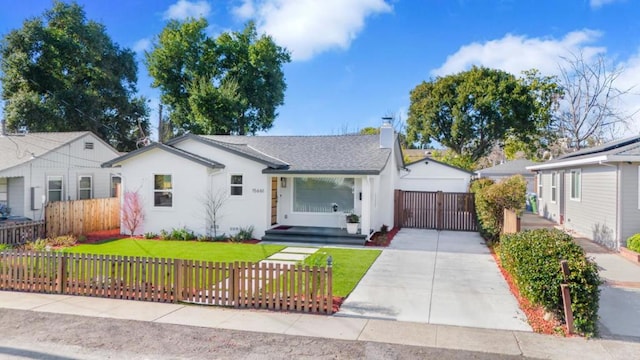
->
[0,251,333,314]
[502,209,521,234]
[46,198,120,237]
[0,221,45,246]
[394,190,478,231]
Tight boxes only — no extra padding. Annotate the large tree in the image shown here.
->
[555,53,634,151]
[0,1,149,151]
[407,66,560,162]
[146,20,290,136]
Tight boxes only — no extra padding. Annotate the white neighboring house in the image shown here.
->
[476,159,538,193]
[397,157,472,192]
[103,122,405,239]
[0,130,122,220]
[527,135,640,250]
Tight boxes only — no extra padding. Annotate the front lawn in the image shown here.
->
[66,239,285,263]
[303,248,381,297]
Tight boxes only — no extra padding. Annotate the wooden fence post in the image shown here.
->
[560,260,574,334]
[173,259,183,303]
[232,262,239,308]
[326,265,333,314]
[56,254,67,294]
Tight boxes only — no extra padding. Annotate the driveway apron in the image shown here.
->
[338,229,531,331]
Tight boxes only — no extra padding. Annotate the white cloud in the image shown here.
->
[590,0,624,9]
[163,0,212,20]
[432,30,605,77]
[232,0,393,61]
[132,38,152,53]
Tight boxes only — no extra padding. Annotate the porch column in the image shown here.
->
[361,176,372,236]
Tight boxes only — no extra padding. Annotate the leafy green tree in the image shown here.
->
[429,149,476,172]
[146,20,290,135]
[0,1,149,151]
[407,66,560,162]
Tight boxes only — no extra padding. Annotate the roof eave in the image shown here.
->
[527,155,609,171]
[262,169,381,175]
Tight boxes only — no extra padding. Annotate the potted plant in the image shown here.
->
[345,213,359,234]
[0,204,10,220]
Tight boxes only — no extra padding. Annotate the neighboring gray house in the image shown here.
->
[527,135,640,250]
[476,159,537,192]
[0,130,121,220]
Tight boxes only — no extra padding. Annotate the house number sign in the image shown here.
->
[252,188,265,193]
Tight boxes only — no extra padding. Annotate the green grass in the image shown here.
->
[65,239,285,262]
[303,248,381,297]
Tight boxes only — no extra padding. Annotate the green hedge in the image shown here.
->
[626,233,640,253]
[470,175,526,242]
[500,229,600,336]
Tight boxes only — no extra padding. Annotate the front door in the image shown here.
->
[271,177,278,225]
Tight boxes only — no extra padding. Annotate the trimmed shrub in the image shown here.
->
[500,228,600,336]
[626,233,640,253]
[471,175,526,242]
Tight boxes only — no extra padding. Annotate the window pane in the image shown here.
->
[111,176,121,197]
[79,189,91,200]
[79,177,91,188]
[231,175,243,185]
[154,175,172,190]
[49,191,62,202]
[49,179,62,190]
[231,186,243,196]
[154,191,172,207]
[294,177,354,213]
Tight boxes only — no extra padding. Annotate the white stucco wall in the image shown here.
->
[398,160,471,193]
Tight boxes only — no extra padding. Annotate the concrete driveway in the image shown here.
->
[338,229,531,331]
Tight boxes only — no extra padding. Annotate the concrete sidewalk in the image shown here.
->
[338,229,530,331]
[0,291,639,359]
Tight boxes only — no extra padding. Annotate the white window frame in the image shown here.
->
[47,176,64,203]
[230,174,243,197]
[153,174,173,207]
[110,175,121,198]
[550,172,557,203]
[570,169,581,201]
[638,166,640,209]
[0,178,7,204]
[537,173,543,200]
[78,175,92,200]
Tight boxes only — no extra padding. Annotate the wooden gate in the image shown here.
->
[394,190,478,231]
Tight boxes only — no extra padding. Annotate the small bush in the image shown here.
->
[500,228,600,336]
[143,232,157,239]
[169,227,196,241]
[472,175,526,242]
[0,244,12,252]
[626,233,640,253]
[48,235,77,247]
[77,235,87,243]
[24,239,49,251]
[235,226,254,242]
[159,229,169,240]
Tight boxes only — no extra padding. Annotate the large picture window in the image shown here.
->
[570,169,581,201]
[48,176,63,203]
[78,176,92,200]
[294,177,354,213]
[154,174,172,207]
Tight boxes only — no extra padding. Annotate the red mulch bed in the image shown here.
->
[365,227,400,247]
[490,248,566,336]
[84,229,126,243]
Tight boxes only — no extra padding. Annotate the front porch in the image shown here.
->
[261,226,367,246]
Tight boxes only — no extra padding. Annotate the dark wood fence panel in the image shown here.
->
[0,221,46,246]
[0,251,333,314]
[395,190,478,231]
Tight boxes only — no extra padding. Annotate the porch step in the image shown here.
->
[261,234,366,246]
[262,226,367,246]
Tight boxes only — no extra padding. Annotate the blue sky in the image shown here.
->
[1,0,639,138]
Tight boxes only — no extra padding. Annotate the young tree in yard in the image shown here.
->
[0,1,150,151]
[203,189,228,238]
[146,20,290,136]
[407,66,561,162]
[122,191,144,236]
[555,53,635,150]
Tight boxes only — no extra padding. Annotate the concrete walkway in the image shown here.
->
[0,291,638,359]
[338,229,531,331]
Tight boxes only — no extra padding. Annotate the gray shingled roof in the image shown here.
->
[476,159,538,176]
[170,134,393,174]
[102,142,225,169]
[0,132,89,172]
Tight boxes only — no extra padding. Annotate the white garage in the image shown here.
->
[397,158,473,193]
